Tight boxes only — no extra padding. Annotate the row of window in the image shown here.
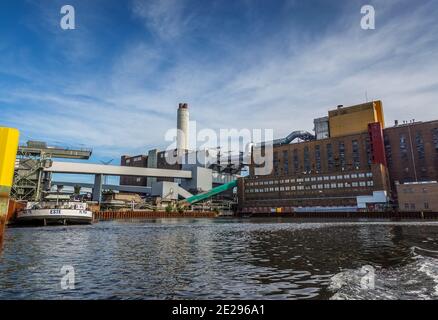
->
[246,173,373,186]
[245,180,374,193]
[404,202,429,210]
[125,156,143,164]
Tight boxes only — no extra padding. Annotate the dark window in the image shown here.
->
[384,134,392,166]
[400,134,408,160]
[283,150,289,175]
[416,131,425,160]
[304,146,310,173]
[274,151,279,176]
[293,149,299,172]
[315,145,321,173]
[327,143,334,171]
[433,128,438,153]
[352,140,360,169]
[339,141,346,170]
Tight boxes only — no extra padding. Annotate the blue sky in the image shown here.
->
[1,0,438,169]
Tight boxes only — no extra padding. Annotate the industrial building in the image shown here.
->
[396,181,438,212]
[120,104,244,197]
[383,120,438,199]
[239,101,438,213]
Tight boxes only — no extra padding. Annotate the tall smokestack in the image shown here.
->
[177,103,189,151]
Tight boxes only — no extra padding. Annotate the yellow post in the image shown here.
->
[0,127,20,248]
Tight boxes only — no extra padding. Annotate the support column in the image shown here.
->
[92,174,103,203]
[0,127,20,250]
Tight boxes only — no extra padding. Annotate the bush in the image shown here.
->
[165,205,173,213]
[177,205,185,214]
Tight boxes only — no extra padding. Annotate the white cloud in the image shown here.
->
[1,0,438,160]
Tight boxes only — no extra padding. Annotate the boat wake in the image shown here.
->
[329,248,438,300]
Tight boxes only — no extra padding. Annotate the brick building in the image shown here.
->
[396,181,438,212]
[239,101,390,213]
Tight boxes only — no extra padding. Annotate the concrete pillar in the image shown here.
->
[92,174,103,203]
[0,127,19,249]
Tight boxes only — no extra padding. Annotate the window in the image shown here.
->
[400,134,408,160]
[324,176,330,181]
[304,146,311,173]
[283,150,289,175]
[352,182,358,187]
[324,184,330,189]
[351,174,358,179]
[330,176,336,180]
[416,132,425,160]
[339,141,346,169]
[367,181,374,187]
[274,152,279,176]
[384,134,392,166]
[338,183,344,188]
[404,203,409,209]
[327,143,334,171]
[358,173,365,178]
[359,181,366,187]
[366,173,373,178]
[305,178,310,182]
[352,140,360,168]
[410,203,416,210]
[315,145,321,172]
[136,177,141,182]
[337,175,343,180]
[425,202,430,209]
[433,128,438,153]
[311,177,317,181]
[344,174,350,179]
[331,183,337,188]
[126,159,131,164]
[293,149,299,172]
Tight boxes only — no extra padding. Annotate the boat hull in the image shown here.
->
[16,208,93,225]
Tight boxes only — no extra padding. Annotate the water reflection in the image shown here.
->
[1,219,438,299]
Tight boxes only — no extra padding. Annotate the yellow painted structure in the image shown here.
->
[1,127,19,246]
[0,127,20,191]
[328,101,385,138]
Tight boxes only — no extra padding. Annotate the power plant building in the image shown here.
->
[239,101,438,213]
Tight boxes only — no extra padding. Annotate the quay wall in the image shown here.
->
[236,211,438,220]
[94,210,218,220]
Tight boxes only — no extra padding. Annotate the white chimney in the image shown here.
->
[177,103,189,151]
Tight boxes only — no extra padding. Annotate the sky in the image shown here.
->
[1,0,438,169]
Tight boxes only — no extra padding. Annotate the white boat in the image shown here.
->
[16,201,93,225]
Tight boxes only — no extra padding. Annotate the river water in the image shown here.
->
[1,218,438,300]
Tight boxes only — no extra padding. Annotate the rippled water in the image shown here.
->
[1,218,438,300]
